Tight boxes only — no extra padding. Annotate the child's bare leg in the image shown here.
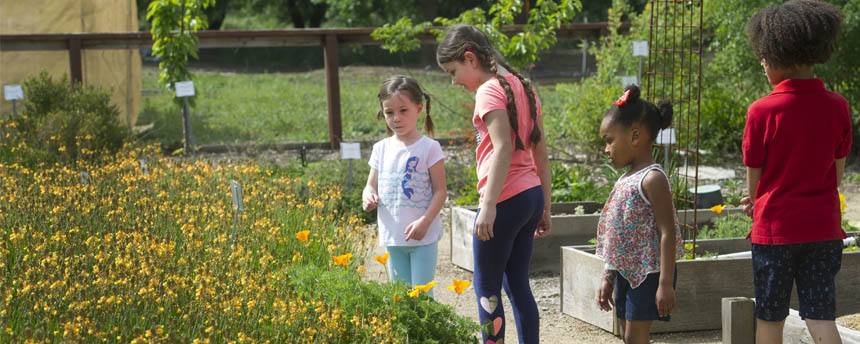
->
[756,319,785,344]
[805,319,842,344]
[623,320,652,344]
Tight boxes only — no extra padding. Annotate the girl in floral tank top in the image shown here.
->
[594,85,683,343]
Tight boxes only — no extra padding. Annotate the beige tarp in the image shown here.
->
[0,0,142,128]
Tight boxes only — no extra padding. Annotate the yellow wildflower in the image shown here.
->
[840,194,847,211]
[447,279,471,295]
[710,204,726,214]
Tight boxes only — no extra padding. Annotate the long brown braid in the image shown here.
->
[377,75,435,137]
[436,24,541,150]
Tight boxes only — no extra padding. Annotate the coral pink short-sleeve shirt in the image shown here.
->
[473,74,542,203]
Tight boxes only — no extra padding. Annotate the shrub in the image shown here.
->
[552,0,648,157]
[287,264,480,343]
[1,70,131,166]
[701,0,859,156]
[697,213,752,239]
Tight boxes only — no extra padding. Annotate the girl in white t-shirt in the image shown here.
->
[362,75,446,296]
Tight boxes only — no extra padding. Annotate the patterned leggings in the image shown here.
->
[473,186,544,344]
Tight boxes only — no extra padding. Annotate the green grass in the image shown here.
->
[138,66,570,146]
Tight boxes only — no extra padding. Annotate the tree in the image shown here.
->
[147,0,214,152]
[371,0,582,69]
[138,0,229,30]
[700,0,859,155]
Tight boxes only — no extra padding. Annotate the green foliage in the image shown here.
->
[701,0,860,155]
[697,213,751,240]
[720,178,745,206]
[449,160,480,206]
[373,0,582,69]
[287,264,480,343]
[372,17,431,53]
[0,71,131,167]
[550,161,618,203]
[147,0,213,95]
[553,0,646,156]
[276,157,376,224]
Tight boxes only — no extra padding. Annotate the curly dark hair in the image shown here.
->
[745,0,844,70]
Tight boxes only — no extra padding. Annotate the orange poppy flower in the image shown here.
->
[447,279,471,295]
[332,253,352,266]
[295,230,310,242]
[373,252,389,265]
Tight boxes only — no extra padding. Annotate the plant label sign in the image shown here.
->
[175,81,195,97]
[656,128,676,145]
[4,85,23,100]
[230,180,244,212]
[622,76,638,86]
[340,142,361,160]
[632,41,649,57]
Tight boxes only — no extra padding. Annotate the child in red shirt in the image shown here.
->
[740,1,850,342]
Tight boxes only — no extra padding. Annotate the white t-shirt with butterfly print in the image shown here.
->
[369,135,445,246]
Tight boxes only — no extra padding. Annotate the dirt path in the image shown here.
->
[362,206,725,343]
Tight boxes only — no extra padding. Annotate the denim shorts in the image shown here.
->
[615,267,677,321]
[752,240,843,321]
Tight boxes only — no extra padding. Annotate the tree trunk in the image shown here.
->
[419,0,438,67]
[287,0,306,28]
[308,2,327,28]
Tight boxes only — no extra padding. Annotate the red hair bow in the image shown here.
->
[614,90,630,106]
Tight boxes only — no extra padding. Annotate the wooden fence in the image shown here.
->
[0,23,629,149]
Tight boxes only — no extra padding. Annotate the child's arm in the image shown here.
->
[642,170,677,318]
[404,160,447,241]
[362,168,380,212]
[836,157,846,187]
[475,109,514,241]
[597,269,616,312]
[531,116,552,238]
[741,167,762,217]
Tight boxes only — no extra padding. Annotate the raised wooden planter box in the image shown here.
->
[560,237,860,333]
[450,202,741,274]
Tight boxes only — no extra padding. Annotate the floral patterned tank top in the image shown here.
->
[595,164,683,288]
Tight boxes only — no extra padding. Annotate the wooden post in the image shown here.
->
[68,38,83,84]
[722,297,755,344]
[324,33,342,150]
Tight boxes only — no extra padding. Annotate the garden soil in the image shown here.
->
[359,148,860,343]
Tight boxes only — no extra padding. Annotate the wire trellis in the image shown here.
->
[644,0,704,255]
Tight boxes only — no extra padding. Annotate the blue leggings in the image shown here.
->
[386,241,438,297]
[473,186,544,344]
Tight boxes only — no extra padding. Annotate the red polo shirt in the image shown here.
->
[742,78,851,245]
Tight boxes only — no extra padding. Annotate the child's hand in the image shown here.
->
[404,217,430,241]
[362,188,379,212]
[740,196,754,217]
[535,208,552,238]
[597,271,615,312]
[475,204,497,241]
[655,285,676,318]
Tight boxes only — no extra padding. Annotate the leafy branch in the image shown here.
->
[372,0,582,69]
